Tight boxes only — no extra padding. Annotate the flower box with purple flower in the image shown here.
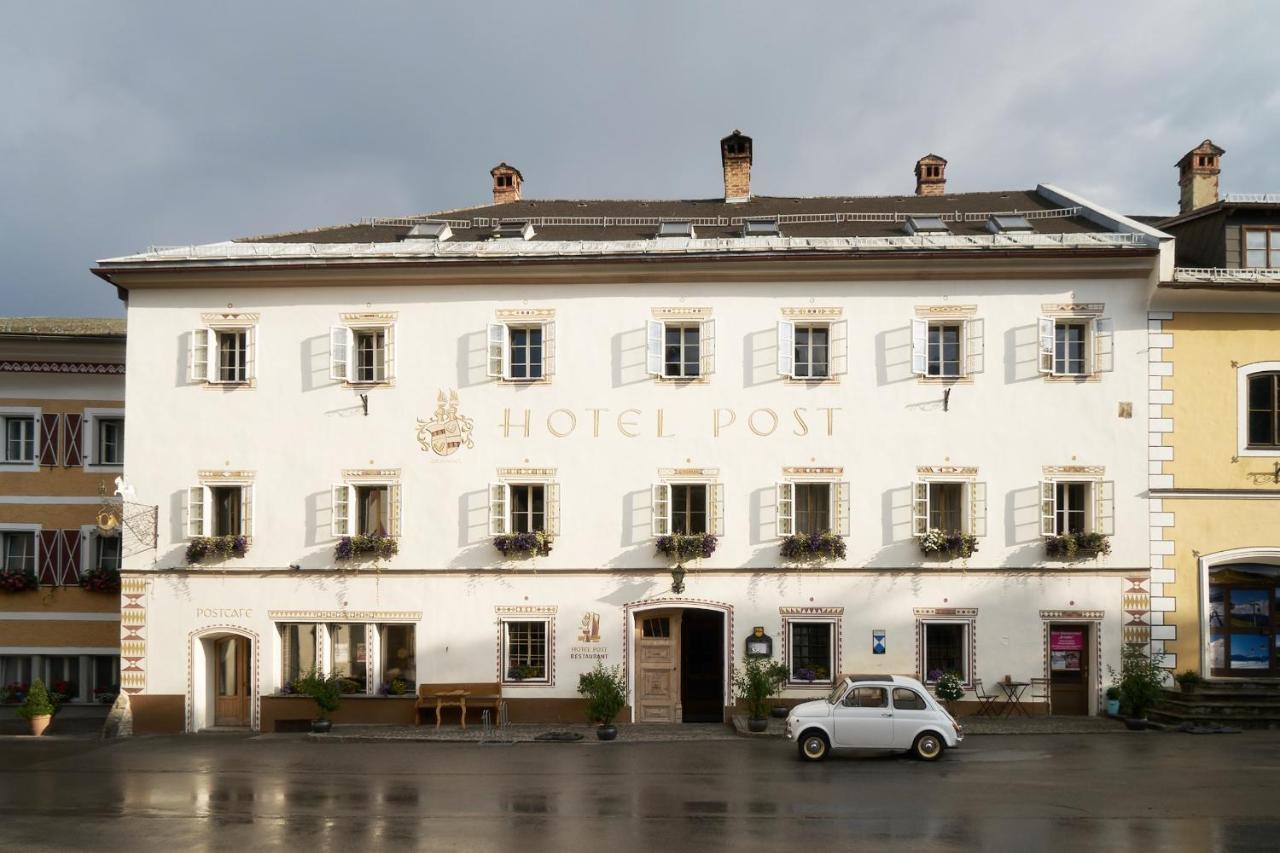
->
[654,533,717,562]
[918,529,979,560]
[493,531,553,559]
[185,535,249,565]
[334,534,398,561]
[779,531,846,562]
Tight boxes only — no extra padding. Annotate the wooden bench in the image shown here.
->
[416,682,505,728]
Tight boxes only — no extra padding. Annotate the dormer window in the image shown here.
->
[743,218,780,237]
[657,220,695,239]
[494,221,535,240]
[404,222,451,241]
[904,216,949,236]
[987,214,1033,234]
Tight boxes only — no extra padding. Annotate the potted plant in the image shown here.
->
[185,535,249,564]
[1174,669,1202,694]
[733,657,788,733]
[1107,644,1166,728]
[334,534,399,562]
[654,533,718,562]
[1105,685,1121,716]
[80,567,122,594]
[918,529,978,560]
[1044,532,1112,560]
[779,531,847,562]
[18,679,58,736]
[0,568,37,593]
[577,662,626,740]
[294,669,343,733]
[493,531,553,559]
[931,670,966,714]
[506,664,538,682]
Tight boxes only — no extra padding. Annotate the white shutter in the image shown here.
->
[546,481,561,537]
[486,322,506,379]
[651,483,671,536]
[488,482,509,536]
[332,483,352,538]
[189,328,210,383]
[383,323,396,381]
[835,481,850,536]
[776,321,795,378]
[185,486,205,538]
[911,318,928,376]
[965,318,985,376]
[240,485,254,538]
[776,481,794,537]
[1040,481,1057,537]
[645,320,664,376]
[829,319,848,377]
[969,481,986,537]
[1095,480,1115,536]
[245,326,257,382]
[329,326,350,381]
[542,321,555,379]
[709,481,724,535]
[699,318,716,376]
[912,480,930,536]
[388,483,401,537]
[1092,318,1114,374]
[1037,317,1055,374]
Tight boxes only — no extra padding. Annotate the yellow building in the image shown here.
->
[1152,141,1280,686]
[0,317,125,706]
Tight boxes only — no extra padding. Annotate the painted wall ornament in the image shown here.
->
[577,612,601,643]
[417,389,475,457]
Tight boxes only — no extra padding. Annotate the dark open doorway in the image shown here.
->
[680,609,725,722]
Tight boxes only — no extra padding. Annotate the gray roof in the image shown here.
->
[240,189,1109,244]
[0,317,126,338]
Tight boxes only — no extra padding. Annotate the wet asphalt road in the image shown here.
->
[2,731,1278,852]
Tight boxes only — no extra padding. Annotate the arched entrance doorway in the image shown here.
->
[189,628,258,731]
[625,599,732,723]
[1201,550,1280,678]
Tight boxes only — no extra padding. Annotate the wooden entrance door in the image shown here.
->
[213,636,250,727]
[1048,624,1090,716]
[635,611,681,723]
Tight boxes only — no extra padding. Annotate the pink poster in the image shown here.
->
[1051,630,1084,651]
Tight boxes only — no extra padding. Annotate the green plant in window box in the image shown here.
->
[779,531,846,562]
[185,535,248,564]
[492,531,553,559]
[334,535,398,561]
[654,533,718,561]
[506,664,540,681]
[1044,532,1111,560]
[0,568,38,593]
[918,529,978,560]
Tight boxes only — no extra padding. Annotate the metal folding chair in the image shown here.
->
[1029,677,1051,716]
[972,678,1000,717]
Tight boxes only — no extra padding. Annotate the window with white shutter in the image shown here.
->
[332,484,354,538]
[651,483,671,536]
[645,320,664,376]
[915,479,981,535]
[1037,316,1055,374]
[965,319,985,375]
[912,317,983,378]
[834,481,850,536]
[699,319,716,376]
[487,322,508,378]
[709,481,724,535]
[912,480,930,536]
[648,318,714,379]
[776,321,795,378]
[910,319,928,376]
[776,481,794,536]
[189,328,211,383]
[1040,316,1112,377]
[185,486,211,538]
[331,321,394,384]
[488,482,509,536]
[489,322,551,381]
[330,326,352,381]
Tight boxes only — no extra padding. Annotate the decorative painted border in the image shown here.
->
[497,467,557,478]
[1041,302,1105,316]
[267,610,421,621]
[0,361,124,375]
[783,466,844,477]
[782,307,843,318]
[916,465,978,477]
[658,467,719,478]
[495,308,555,321]
[913,304,977,317]
[622,595,734,722]
[1147,310,1175,667]
[120,575,147,694]
[1042,465,1105,476]
[651,307,711,320]
[198,469,256,482]
[779,607,845,688]
[200,312,260,325]
[339,311,397,324]
[495,606,557,687]
[912,607,978,687]
[1039,613,1104,715]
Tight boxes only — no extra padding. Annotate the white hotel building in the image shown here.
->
[95,133,1168,732]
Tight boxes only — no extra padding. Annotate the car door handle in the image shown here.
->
[880,712,893,717]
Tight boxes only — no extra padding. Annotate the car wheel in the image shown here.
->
[911,731,944,761]
[798,731,829,762]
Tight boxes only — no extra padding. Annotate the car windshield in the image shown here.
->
[827,680,848,704]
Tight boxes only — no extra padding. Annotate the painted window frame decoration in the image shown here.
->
[497,607,556,686]
[652,470,723,538]
[781,607,843,688]
[646,308,715,381]
[188,313,260,387]
[915,608,978,687]
[910,306,984,381]
[1036,304,1113,379]
[1238,362,1280,458]
[776,309,847,381]
[83,408,125,469]
[487,309,556,383]
[776,468,850,539]
[330,312,397,386]
[488,468,561,538]
[911,466,986,539]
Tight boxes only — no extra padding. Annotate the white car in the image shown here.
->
[785,674,963,762]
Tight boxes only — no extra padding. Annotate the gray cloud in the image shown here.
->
[2,0,1278,316]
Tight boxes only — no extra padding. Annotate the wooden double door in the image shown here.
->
[634,609,724,723]
[213,636,251,727]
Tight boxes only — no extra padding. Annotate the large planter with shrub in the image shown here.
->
[185,535,248,564]
[294,669,344,733]
[655,533,717,562]
[1044,532,1111,560]
[1108,644,1166,722]
[734,657,788,733]
[19,679,59,736]
[493,532,553,559]
[578,662,626,741]
[780,532,846,562]
[334,535,398,562]
[918,529,978,560]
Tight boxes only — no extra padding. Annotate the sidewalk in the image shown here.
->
[733,713,1128,737]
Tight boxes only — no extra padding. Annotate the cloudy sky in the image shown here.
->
[2,1,1278,317]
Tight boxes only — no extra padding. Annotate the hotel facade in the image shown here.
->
[96,134,1169,732]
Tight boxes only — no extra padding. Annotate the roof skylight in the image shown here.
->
[742,218,781,237]
[987,214,1033,233]
[903,215,950,235]
[404,222,452,240]
[657,220,695,238]
[494,221,535,240]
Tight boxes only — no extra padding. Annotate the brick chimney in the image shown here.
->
[1176,139,1224,214]
[914,154,947,197]
[490,162,522,204]
[720,130,752,202]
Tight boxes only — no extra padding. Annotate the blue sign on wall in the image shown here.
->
[872,629,886,655]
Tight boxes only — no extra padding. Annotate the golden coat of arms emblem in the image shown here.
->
[416,389,475,457]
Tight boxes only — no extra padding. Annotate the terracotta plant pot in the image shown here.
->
[596,724,618,741]
[29,714,52,736]
[747,717,769,733]
[311,719,332,733]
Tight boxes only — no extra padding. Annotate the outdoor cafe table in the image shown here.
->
[996,681,1030,717]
